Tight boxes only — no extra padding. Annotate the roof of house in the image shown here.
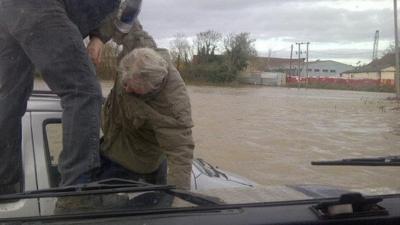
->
[344,53,395,73]
[249,57,305,71]
[306,60,353,67]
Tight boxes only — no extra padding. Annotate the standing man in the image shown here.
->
[0,0,141,193]
[87,19,157,65]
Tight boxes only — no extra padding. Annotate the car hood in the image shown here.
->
[193,184,400,205]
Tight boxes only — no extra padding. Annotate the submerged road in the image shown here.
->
[36,80,400,195]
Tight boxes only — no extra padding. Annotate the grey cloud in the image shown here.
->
[141,0,393,42]
[259,48,374,66]
[138,0,393,64]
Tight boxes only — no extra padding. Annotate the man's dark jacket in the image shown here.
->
[63,0,120,39]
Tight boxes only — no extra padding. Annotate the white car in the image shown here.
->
[0,91,398,225]
[0,91,255,219]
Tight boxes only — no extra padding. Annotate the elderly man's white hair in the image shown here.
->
[119,48,168,94]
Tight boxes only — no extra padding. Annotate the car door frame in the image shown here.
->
[0,112,40,219]
[30,111,63,216]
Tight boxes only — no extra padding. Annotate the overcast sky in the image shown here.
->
[139,0,395,66]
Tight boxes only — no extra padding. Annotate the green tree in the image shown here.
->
[186,31,257,84]
[223,32,257,73]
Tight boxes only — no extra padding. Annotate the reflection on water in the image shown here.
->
[391,123,400,136]
[35,81,400,193]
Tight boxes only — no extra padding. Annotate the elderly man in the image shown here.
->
[100,48,194,190]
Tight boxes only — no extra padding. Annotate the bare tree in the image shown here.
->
[97,42,120,80]
[169,33,193,71]
[383,42,396,55]
[194,30,222,62]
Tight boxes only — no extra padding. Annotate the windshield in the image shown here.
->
[1,0,399,220]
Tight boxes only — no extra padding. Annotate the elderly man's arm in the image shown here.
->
[155,127,195,190]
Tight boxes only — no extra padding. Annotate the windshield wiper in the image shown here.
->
[197,158,229,179]
[0,178,221,207]
[311,155,400,167]
[0,178,174,201]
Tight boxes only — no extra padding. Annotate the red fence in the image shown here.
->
[381,79,395,86]
[287,77,393,88]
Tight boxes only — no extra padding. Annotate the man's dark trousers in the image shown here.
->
[0,0,103,188]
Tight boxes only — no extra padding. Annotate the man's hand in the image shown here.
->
[87,37,105,66]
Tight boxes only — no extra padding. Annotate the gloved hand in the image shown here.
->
[87,37,105,66]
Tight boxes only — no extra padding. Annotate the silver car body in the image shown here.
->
[0,93,256,219]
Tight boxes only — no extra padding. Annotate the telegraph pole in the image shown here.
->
[296,42,308,88]
[289,44,293,77]
[394,0,400,98]
[288,44,293,88]
[306,42,310,88]
[296,43,302,89]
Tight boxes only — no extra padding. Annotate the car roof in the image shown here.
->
[27,91,62,112]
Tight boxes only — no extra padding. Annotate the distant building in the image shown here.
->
[246,57,353,78]
[301,60,354,78]
[342,53,395,85]
[245,56,305,75]
[240,72,286,86]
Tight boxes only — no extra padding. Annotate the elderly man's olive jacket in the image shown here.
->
[101,64,194,189]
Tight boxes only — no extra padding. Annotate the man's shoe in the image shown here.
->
[71,172,93,185]
[54,194,129,214]
[101,194,130,210]
[54,195,103,214]
[0,183,20,195]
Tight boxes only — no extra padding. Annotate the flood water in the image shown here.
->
[186,85,400,194]
[36,81,400,194]
[182,85,400,194]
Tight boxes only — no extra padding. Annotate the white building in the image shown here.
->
[300,60,354,78]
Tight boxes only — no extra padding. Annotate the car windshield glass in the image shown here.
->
[0,0,399,219]
[0,179,221,217]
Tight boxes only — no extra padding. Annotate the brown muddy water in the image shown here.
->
[36,81,400,194]
[185,85,400,194]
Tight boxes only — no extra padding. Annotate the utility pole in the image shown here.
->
[394,0,400,98]
[306,42,310,88]
[296,43,302,89]
[289,44,293,77]
[296,42,308,88]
